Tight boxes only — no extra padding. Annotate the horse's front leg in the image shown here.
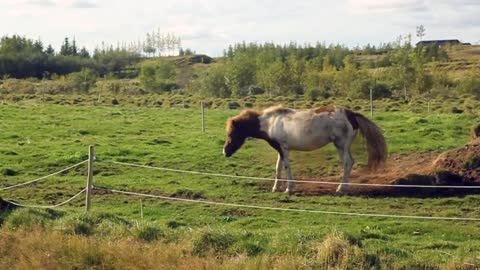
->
[272,154,283,192]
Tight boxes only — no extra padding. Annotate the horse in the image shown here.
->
[223,105,387,194]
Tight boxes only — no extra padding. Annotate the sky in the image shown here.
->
[0,0,479,56]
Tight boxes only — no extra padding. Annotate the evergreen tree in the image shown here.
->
[79,47,90,58]
[45,44,55,55]
[72,39,78,56]
[60,37,71,56]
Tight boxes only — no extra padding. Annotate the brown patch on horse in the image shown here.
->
[344,108,360,130]
[226,110,284,158]
[226,110,261,135]
[314,105,336,114]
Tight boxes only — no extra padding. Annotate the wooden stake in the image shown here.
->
[85,145,94,211]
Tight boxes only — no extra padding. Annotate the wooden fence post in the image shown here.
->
[370,87,373,117]
[85,145,94,211]
[201,102,205,132]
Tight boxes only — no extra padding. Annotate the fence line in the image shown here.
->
[111,161,480,189]
[0,160,89,192]
[5,188,86,209]
[93,187,480,221]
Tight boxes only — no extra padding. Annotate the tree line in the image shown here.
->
[0,31,188,79]
[184,37,477,99]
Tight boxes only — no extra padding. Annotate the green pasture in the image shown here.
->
[1,103,480,267]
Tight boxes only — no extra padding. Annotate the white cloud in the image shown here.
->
[0,0,479,55]
[347,0,428,13]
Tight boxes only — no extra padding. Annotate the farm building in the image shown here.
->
[416,39,471,47]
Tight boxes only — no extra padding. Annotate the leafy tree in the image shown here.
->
[457,69,480,99]
[198,65,230,97]
[139,59,177,93]
[257,60,288,96]
[225,52,256,96]
[416,25,426,41]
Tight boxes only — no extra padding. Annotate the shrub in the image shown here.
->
[192,228,237,257]
[134,223,165,242]
[55,212,130,236]
[67,68,98,93]
[227,101,241,109]
[139,59,177,93]
[4,208,63,230]
[304,88,321,101]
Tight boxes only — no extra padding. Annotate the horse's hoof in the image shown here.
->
[272,187,280,192]
[284,189,293,195]
[336,186,347,193]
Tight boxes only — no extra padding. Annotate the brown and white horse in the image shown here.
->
[223,105,387,193]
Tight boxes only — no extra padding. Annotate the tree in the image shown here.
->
[225,52,256,96]
[143,33,156,57]
[257,60,288,96]
[199,65,230,97]
[60,37,71,56]
[139,59,177,92]
[45,44,55,55]
[79,47,90,58]
[71,39,78,56]
[416,25,426,41]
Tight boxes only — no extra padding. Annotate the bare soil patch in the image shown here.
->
[288,141,480,197]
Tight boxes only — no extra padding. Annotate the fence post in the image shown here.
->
[201,102,205,132]
[370,87,373,117]
[85,145,94,211]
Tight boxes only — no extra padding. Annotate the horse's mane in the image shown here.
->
[262,105,294,117]
[226,110,260,131]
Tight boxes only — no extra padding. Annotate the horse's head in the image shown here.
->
[223,110,260,157]
[223,118,247,157]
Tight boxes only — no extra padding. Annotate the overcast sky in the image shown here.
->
[1,0,479,56]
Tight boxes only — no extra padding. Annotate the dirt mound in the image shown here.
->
[433,140,480,182]
[291,141,480,197]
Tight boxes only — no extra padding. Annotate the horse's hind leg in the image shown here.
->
[272,154,283,192]
[282,150,294,194]
[335,136,355,193]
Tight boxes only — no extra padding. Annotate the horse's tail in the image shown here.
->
[347,110,387,169]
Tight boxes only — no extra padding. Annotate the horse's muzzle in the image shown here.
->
[223,148,232,157]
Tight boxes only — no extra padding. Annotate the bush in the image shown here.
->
[4,208,63,230]
[304,88,321,101]
[134,223,165,242]
[227,101,241,109]
[55,212,130,236]
[192,228,237,257]
[67,68,97,93]
[139,59,177,93]
[198,65,231,98]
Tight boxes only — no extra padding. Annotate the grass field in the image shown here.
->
[1,102,480,269]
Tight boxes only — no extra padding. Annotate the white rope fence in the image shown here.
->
[0,160,88,191]
[111,161,480,189]
[93,187,480,221]
[5,188,86,209]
